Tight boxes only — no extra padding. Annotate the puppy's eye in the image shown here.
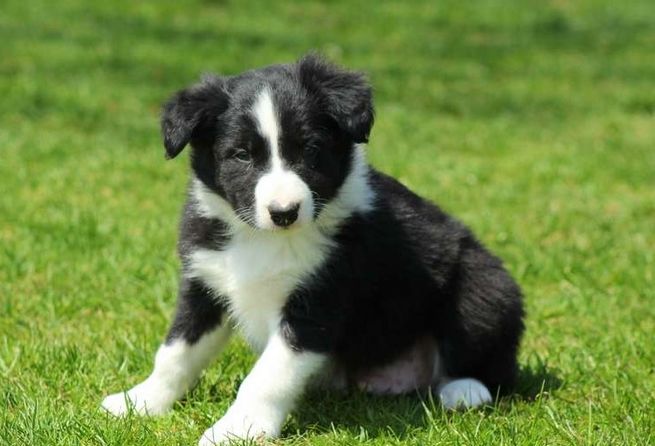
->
[232,148,251,163]
[304,145,320,168]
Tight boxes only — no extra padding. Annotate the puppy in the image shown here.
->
[102,54,524,445]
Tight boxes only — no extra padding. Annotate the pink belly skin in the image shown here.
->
[353,337,439,395]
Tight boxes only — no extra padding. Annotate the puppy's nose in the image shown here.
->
[268,202,300,227]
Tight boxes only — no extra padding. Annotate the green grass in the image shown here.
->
[1,0,654,444]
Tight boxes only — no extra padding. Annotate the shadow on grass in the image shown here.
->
[288,361,562,440]
[513,361,563,402]
[290,390,431,440]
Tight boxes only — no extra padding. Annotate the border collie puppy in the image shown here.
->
[101,54,524,445]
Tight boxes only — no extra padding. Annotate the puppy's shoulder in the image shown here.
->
[178,190,231,259]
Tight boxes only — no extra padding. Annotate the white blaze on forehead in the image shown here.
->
[252,88,282,170]
[251,87,314,229]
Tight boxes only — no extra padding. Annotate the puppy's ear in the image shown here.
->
[161,75,229,159]
[298,54,374,143]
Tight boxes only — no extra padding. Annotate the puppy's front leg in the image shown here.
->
[199,331,326,445]
[102,278,231,416]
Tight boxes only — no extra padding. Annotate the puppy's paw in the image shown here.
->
[101,380,176,416]
[198,404,282,445]
[438,378,492,410]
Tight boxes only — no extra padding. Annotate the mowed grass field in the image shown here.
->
[1,0,654,444]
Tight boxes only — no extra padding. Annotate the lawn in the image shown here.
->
[1,0,654,444]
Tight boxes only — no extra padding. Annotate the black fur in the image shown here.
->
[166,200,230,343]
[166,277,225,344]
[162,76,230,159]
[281,172,523,390]
[161,54,524,395]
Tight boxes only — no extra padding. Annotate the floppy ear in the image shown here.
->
[161,75,229,159]
[298,54,374,143]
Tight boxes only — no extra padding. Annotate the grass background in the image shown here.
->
[1,0,654,444]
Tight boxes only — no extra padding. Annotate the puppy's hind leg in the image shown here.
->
[433,243,524,410]
[102,278,231,416]
[430,344,492,409]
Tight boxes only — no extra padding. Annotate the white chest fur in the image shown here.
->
[187,228,333,351]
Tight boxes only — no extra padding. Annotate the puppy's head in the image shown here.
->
[161,54,374,231]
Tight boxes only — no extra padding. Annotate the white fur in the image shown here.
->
[187,229,332,351]
[252,88,280,167]
[252,88,314,229]
[316,144,375,232]
[192,179,246,231]
[101,322,231,416]
[198,332,325,445]
[438,378,492,410]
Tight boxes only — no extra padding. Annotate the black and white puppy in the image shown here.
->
[101,55,524,445]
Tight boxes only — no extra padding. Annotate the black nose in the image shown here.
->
[268,202,300,227]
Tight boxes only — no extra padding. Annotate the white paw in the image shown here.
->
[198,404,282,445]
[438,378,492,410]
[101,380,176,416]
